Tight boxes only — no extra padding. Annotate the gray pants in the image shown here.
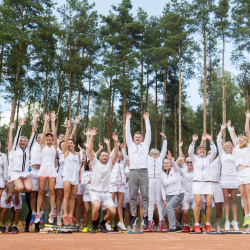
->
[164,193,184,229]
[128,169,149,216]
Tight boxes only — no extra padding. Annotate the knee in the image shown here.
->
[49,190,55,196]
[109,207,116,217]
[85,207,89,213]
[26,187,32,193]
[195,201,201,208]
[224,197,229,204]
[70,193,76,200]
[231,198,237,204]
[206,202,212,208]
[38,188,44,196]
[15,186,23,192]
[182,210,188,216]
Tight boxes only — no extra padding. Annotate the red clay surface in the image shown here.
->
[0,232,250,250]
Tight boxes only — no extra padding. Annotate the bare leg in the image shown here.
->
[75,194,83,225]
[69,185,78,216]
[63,181,71,216]
[183,210,189,225]
[14,209,21,225]
[204,194,213,223]
[92,200,101,221]
[223,189,230,221]
[13,179,24,193]
[48,177,56,214]
[1,208,9,225]
[117,192,124,223]
[194,194,202,224]
[56,189,64,215]
[37,177,46,214]
[84,201,90,227]
[23,178,32,192]
[104,206,116,222]
[230,189,238,221]
[30,191,37,213]
[239,185,248,215]
[41,192,46,211]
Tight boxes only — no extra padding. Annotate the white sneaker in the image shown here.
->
[48,213,56,224]
[34,213,41,224]
[225,220,230,231]
[245,225,250,232]
[215,224,221,232]
[57,216,62,227]
[231,221,239,231]
[117,222,126,231]
[105,222,111,231]
[132,224,137,233]
[140,223,145,232]
[127,225,132,232]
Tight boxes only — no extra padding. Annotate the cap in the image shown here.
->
[46,132,53,137]
[197,145,206,151]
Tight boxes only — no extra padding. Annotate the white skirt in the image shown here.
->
[83,193,91,202]
[109,183,125,193]
[76,185,84,195]
[37,164,58,178]
[221,183,238,189]
[55,175,63,189]
[237,167,250,186]
[10,171,32,182]
[0,175,5,188]
[221,174,238,189]
[192,182,212,195]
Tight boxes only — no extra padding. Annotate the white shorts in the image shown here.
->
[37,164,58,178]
[237,167,250,186]
[83,193,91,202]
[182,196,195,210]
[55,175,63,189]
[90,190,114,210]
[1,191,22,210]
[76,185,84,195]
[63,177,79,186]
[30,168,39,191]
[192,182,212,195]
[0,175,5,189]
[109,183,125,193]
[212,183,224,203]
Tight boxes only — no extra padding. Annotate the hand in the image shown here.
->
[166,150,172,160]
[126,112,132,120]
[143,112,149,119]
[19,118,27,127]
[179,140,183,148]
[201,133,206,141]
[32,124,37,133]
[34,111,40,119]
[160,132,166,140]
[44,113,50,122]
[163,200,167,209]
[103,138,110,145]
[227,120,231,127]
[74,116,81,124]
[98,142,103,150]
[50,111,57,122]
[90,127,98,136]
[10,123,15,130]
[84,128,91,136]
[245,110,250,119]
[206,133,213,141]
[66,120,71,128]
[112,131,118,142]
[192,134,198,142]
[220,123,227,133]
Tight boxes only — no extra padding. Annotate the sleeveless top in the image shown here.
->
[41,145,57,166]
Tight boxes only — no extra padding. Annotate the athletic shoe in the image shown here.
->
[13,227,19,233]
[158,221,163,231]
[40,214,45,224]
[34,213,41,224]
[7,226,13,232]
[35,227,40,233]
[24,228,29,232]
[98,224,108,233]
[48,213,56,224]
[117,222,126,231]
[245,225,250,232]
[183,226,190,233]
[130,216,138,225]
[127,226,132,232]
[165,227,183,233]
[0,226,6,234]
[204,225,212,232]
[148,221,154,231]
[231,221,239,231]
[82,226,89,233]
[30,214,36,225]
[193,225,201,233]
[80,220,84,228]
[215,224,221,232]
[225,220,230,231]
[142,216,149,226]
[57,216,62,227]
[243,216,248,226]
[162,226,169,232]
[132,224,137,233]
[247,215,250,225]
[63,216,69,226]
[105,222,111,231]
[113,225,118,232]
[140,223,146,232]
[89,226,98,233]
[67,215,74,226]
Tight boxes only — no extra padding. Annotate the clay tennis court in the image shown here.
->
[1,232,249,249]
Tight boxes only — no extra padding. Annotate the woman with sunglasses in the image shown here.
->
[147,133,167,231]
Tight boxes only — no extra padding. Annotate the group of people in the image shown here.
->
[0,110,250,234]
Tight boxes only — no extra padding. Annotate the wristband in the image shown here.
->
[210,141,214,145]
[228,126,233,131]
[191,141,196,144]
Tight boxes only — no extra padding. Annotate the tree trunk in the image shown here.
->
[203,1,207,134]
[44,42,49,113]
[140,60,144,136]
[222,28,226,139]
[155,69,158,148]
[209,49,213,137]
[145,67,149,112]
[162,67,167,135]
[107,77,112,139]
[85,66,91,130]
[247,88,249,110]
[122,54,126,148]
[178,43,182,141]
[0,44,4,79]
[110,87,115,139]
[15,92,20,132]
[174,95,177,159]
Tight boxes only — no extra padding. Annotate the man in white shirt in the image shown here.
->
[86,127,119,233]
[126,112,151,229]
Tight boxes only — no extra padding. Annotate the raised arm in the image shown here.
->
[178,140,185,167]
[41,114,50,149]
[166,150,179,172]
[120,143,128,166]
[159,133,167,160]
[13,119,26,151]
[125,112,133,147]
[227,120,238,147]
[50,111,57,150]
[84,129,91,158]
[8,123,15,152]
[143,112,151,147]
[95,142,103,157]
[87,127,98,161]
[63,120,71,156]
[111,132,119,166]
[245,111,250,139]
[28,124,37,152]
[217,124,227,156]
[31,112,40,138]
[200,133,206,146]
[103,138,111,156]
[188,134,198,162]
[70,116,80,139]
[206,134,217,163]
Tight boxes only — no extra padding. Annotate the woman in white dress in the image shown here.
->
[62,120,81,226]
[35,112,58,224]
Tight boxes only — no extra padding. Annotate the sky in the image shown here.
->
[0,0,240,124]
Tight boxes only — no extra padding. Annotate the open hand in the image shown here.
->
[192,134,198,142]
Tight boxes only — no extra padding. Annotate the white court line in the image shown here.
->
[158,233,182,240]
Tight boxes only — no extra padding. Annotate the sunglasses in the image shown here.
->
[186,161,192,164]
[151,151,158,154]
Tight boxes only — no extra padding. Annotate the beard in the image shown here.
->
[239,142,248,149]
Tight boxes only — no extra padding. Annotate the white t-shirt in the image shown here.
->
[30,140,42,166]
[90,156,114,192]
[180,168,193,196]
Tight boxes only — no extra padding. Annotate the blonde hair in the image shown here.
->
[239,136,249,149]
[223,141,233,150]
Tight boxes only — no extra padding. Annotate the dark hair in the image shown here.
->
[69,139,76,145]
[134,131,142,137]
[59,140,65,150]
[84,160,90,171]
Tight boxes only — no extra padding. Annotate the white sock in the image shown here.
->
[195,223,199,226]
[32,211,36,215]
[216,218,221,225]
[41,211,45,214]
[184,223,189,227]
[206,222,210,226]
[13,224,17,227]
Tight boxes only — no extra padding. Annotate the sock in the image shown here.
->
[41,211,45,215]
[32,211,36,215]
[92,220,99,227]
[9,222,13,227]
[216,218,221,225]
[184,223,189,227]
[194,223,199,226]
[100,219,107,226]
[206,222,210,226]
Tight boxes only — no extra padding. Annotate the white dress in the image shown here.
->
[37,145,58,178]
[62,151,80,185]
[55,152,65,189]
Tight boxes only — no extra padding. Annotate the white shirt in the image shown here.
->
[180,168,194,196]
[188,142,217,182]
[161,160,183,197]
[126,118,151,170]
[210,157,221,182]
[233,144,250,167]
[30,139,42,166]
[90,156,114,192]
